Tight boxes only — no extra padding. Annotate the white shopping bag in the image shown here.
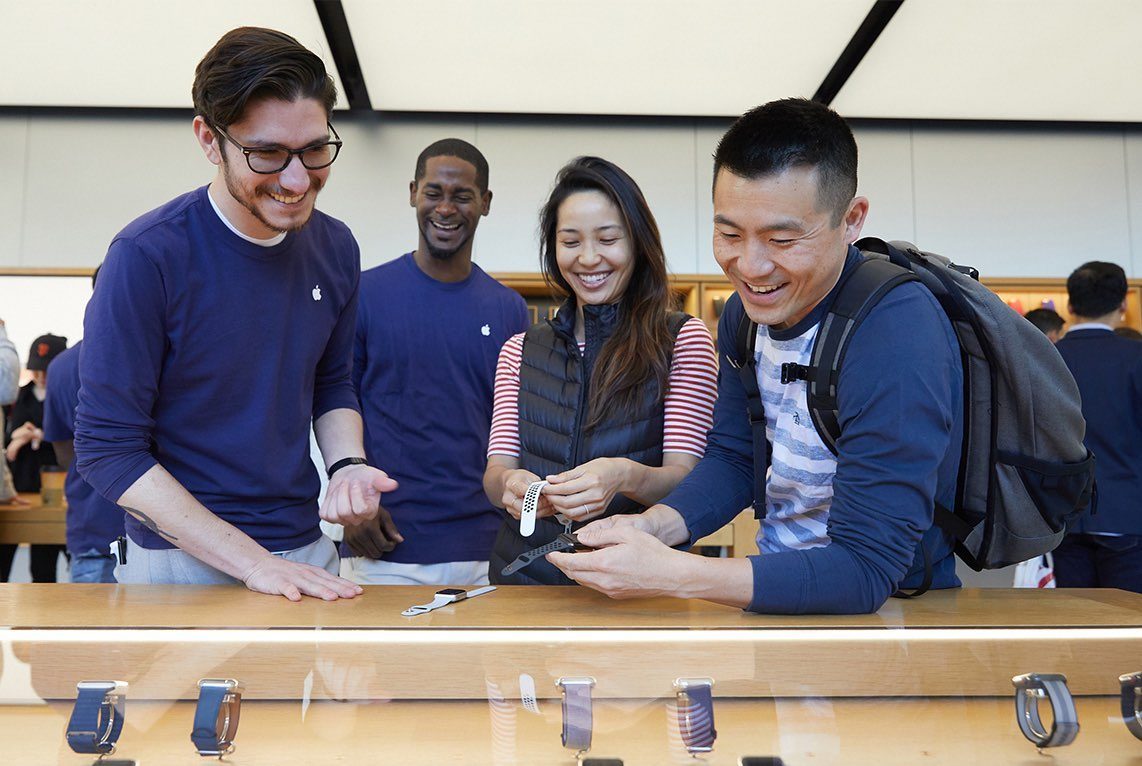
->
[1013,553,1056,588]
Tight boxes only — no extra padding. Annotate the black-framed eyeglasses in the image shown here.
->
[213,123,343,174]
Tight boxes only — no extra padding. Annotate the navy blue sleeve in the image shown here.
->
[74,240,165,502]
[660,292,755,540]
[312,240,361,420]
[42,352,78,442]
[747,283,960,614]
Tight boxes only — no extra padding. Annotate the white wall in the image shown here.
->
[1,111,1140,280]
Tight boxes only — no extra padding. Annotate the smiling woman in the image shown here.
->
[483,157,719,585]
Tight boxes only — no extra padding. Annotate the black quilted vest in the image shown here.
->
[489,301,690,585]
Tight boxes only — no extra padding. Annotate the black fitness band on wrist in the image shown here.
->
[327,457,367,479]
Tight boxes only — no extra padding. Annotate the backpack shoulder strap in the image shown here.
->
[808,256,919,454]
[729,306,768,519]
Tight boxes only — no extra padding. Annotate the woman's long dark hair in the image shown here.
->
[539,157,674,430]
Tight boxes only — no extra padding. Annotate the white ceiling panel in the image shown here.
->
[832,0,1142,122]
[0,1,346,109]
[342,0,875,116]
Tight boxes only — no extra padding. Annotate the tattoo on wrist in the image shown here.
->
[120,505,179,541]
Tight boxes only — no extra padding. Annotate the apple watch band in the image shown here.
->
[500,532,587,578]
[1120,671,1142,741]
[402,586,496,617]
[192,678,243,757]
[674,677,717,755]
[66,680,127,755]
[520,480,547,537]
[326,456,367,479]
[557,676,595,754]
[1011,673,1079,748]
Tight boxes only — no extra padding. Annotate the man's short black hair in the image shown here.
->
[192,27,337,130]
[1067,261,1128,319]
[1024,308,1064,335]
[414,139,489,193]
[713,98,857,225]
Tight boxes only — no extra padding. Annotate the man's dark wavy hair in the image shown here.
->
[192,27,337,129]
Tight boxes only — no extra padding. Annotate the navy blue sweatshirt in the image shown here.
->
[663,249,963,614]
[349,254,529,563]
[74,186,361,551]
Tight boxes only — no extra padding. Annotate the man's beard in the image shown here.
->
[420,221,471,260]
[222,158,318,234]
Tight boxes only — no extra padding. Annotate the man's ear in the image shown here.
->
[193,116,223,167]
[842,196,870,245]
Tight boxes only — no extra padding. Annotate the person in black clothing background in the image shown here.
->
[1,333,68,582]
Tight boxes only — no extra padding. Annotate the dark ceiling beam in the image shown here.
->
[314,0,372,111]
[813,0,905,106]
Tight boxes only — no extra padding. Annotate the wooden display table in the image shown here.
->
[0,586,1139,764]
[0,493,65,545]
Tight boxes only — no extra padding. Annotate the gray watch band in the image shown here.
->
[557,676,595,754]
[1011,673,1079,748]
[1120,671,1142,741]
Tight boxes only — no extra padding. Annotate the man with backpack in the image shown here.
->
[551,100,1093,613]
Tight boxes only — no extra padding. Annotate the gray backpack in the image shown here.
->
[733,237,1095,593]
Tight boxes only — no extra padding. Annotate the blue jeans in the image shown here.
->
[69,548,117,583]
[1053,533,1142,593]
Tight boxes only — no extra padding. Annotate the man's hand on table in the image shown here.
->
[241,554,363,602]
[321,464,400,528]
[343,507,401,558]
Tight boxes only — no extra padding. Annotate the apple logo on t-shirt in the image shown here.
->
[312,285,322,301]
[481,324,491,336]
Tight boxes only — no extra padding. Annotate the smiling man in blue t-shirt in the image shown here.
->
[550,99,963,614]
[344,140,528,585]
[74,27,397,601]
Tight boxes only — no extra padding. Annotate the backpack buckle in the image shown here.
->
[780,362,811,384]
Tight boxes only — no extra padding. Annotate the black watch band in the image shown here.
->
[1120,672,1142,741]
[327,457,367,479]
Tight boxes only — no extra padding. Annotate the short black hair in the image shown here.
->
[713,98,858,224]
[192,27,337,130]
[1023,308,1064,335]
[1067,261,1128,319]
[415,139,490,193]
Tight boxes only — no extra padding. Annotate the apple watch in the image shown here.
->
[1120,671,1142,741]
[66,680,128,755]
[500,532,590,578]
[674,677,717,755]
[1011,672,1079,748]
[556,676,595,754]
[192,678,243,757]
[402,586,496,617]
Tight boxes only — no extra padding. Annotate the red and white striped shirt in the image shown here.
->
[488,317,717,459]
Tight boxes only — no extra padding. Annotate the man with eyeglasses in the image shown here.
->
[74,27,396,600]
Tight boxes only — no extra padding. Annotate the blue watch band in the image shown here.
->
[66,681,127,755]
[192,679,243,756]
[674,677,716,754]
[557,677,595,753]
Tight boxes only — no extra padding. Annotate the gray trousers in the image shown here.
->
[114,535,339,585]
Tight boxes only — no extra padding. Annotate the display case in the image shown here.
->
[1,585,1140,764]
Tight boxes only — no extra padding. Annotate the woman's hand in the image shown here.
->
[5,422,42,461]
[500,468,554,519]
[543,457,630,522]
